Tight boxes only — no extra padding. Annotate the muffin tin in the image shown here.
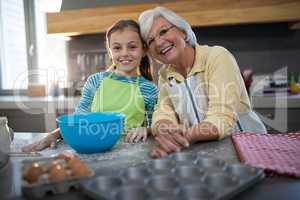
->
[82,152,265,200]
[21,152,93,199]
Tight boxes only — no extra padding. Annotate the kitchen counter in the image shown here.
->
[3,94,300,132]
[0,96,81,132]
[251,92,300,132]
[1,93,300,110]
[251,92,300,109]
[0,96,80,110]
[1,132,299,200]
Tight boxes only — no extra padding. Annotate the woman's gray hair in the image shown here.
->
[138,6,197,47]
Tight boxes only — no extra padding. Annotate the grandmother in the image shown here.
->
[138,7,267,158]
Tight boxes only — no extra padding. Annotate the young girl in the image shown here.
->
[22,20,158,152]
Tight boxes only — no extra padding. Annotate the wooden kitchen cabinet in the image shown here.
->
[47,0,300,36]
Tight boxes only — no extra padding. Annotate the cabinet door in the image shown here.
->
[254,108,300,133]
[0,109,46,132]
[287,109,300,132]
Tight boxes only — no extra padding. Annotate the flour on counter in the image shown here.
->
[78,140,150,163]
[10,135,152,165]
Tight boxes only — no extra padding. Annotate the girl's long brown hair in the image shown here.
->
[106,19,153,81]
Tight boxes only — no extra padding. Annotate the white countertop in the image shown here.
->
[249,74,300,109]
[251,93,300,109]
[0,93,300,110]
[0,95,80,110]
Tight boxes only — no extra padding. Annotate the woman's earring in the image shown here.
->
[184,36,188,43]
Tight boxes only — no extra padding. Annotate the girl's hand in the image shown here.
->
[125,127,148,143]
[22,133,59,152]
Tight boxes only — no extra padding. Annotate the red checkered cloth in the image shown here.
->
[231,132,300,177]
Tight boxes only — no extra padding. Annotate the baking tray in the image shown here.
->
[21,155,93,199]
[82,152,265,200]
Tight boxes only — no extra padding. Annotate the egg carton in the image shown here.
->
[82,152,265,200]
[21,156,93,199]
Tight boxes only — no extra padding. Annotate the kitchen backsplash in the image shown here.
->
[67,34,108,82]
[67,22,300,85]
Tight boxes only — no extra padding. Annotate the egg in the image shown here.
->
[67,157,91,177]
[24,162,44,184]
[48,159,66,172]
[57,151,76,162]
[48,164,67,182]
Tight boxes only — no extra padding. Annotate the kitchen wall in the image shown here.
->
[194,22,300,74]
[67,22,300,84]
[67,34,107,82]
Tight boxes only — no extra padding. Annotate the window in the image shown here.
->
[34,0,68,87]
[0,0,68,94]
[0,0,28,90]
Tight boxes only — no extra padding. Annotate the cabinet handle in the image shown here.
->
[265,113,274,118]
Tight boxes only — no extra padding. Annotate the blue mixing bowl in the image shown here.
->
[57,112,124,154]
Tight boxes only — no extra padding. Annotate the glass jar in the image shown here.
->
[0,117,14,152]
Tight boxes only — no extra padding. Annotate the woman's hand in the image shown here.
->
[125,127,148,143]
[150,122,219,158]
[150,124,190,158]
[21,133,59,152]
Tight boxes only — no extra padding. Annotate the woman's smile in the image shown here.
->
[159,44,174,56]
[147,17,186,65]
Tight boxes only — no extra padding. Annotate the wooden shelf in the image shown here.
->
[47,0,300,36]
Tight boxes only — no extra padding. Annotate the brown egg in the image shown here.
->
[67,157,91,177]
[24,162,44,184]
[57,151,76,162]
[47,159,66,172]
[48,164,67,182]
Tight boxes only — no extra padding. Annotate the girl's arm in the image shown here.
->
[144,82,159,129]
[22,73,105,152]
[22,128,61,152]
[75,73,105,113]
